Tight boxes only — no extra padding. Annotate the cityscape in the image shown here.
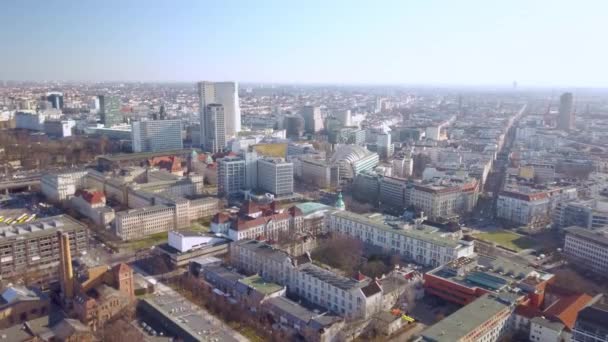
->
[1,1,608,342]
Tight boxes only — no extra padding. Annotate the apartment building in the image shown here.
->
[327,210,475,267]
[0,215,88,285]
[563,226,608,275]
[497,183,577,228]
[409,177,479,220]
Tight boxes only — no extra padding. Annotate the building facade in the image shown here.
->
[131,119,183,153]
[198,81,240,140]
[257,158,294,196]
[217,156,246,197]
[564,226,608,275]
[202,104,226,153]
[99,95,122,127]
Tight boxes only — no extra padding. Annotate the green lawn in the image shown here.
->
[123,231,168,251]
[475,230,537,252]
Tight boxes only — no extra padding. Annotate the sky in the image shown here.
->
[0,0,607,87]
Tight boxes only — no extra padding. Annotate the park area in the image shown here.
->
[474,230,537,252]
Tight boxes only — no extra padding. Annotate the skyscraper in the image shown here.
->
[202,104,226,153]
[131,119,183,152]
[198,81,241,144]
[301,105,324,133]
[558,92,574,131]
[46,92,64,110]
[99,95,123,127]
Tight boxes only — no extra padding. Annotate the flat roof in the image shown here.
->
[565,226,608,247]
[294,202,332,215]
[97,149,194,162]
[331,210,465,248]
[421,294,517,342]
[238,275,283,295]
[0,215,86,240]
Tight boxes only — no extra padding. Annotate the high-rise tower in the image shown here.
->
[558,92,574,131]
[202,104,226,153]
[198,81,240,144]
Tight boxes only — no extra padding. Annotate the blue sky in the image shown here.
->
[0,0,606,86]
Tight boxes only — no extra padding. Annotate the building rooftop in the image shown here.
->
[421,294,518,342]
[238,275,283,295]
[565,226,608,247]
[293,202,332,216]
[97,149,194,162]
[331,210,467,249]
[298,263,366,291]
[0,215,85,240]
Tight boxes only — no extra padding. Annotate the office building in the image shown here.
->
[558,92,574,131]
[563,226,608,275]
[335,109,352,127]
[572,295,608,342]
[99,95,123,127]
[197,81,241,141]
[330,145,379,180]
[284,114,305,138]
[46,92,63,110]
[379,176,407,210]
[244,150,259,189]
[41,169,88,201]
[299,156,339,189]
[131,119,183,153]
[0,215,88,285]
[114,205,176,241]
[257,158,294,196]
[327,210,475,267]
[201,104,226,153]
[301,105,324,133]
[376,133,393,159]
[553,199,608,230]
[217,156,246,197]
[43,119,75,137]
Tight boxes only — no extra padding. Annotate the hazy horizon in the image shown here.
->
[1,0,607,87]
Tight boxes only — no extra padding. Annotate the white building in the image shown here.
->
[301,106,324,133]
[330,145,379,180]
[327,210,475,267]
[376,133,393,159]
[168,230,226,253]
[564,226,608,275]
[257,158,294,196]
[198,81,241,140]
[217,156,246,197]
[529,317,566,342]
[114,205,176,240]
[230,239,385,320]
[15,111,45,131]
[131,119,183,153]
[41,170,88,201]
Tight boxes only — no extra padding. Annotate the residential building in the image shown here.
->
[420,294,518,342]
[217,156,246,197]
[409,177,479,220]
[327,210,475,267]
[301,105,324,133]
[497,183,577,228]
[99,95,122,127]
[257,158,294,196]
[131,119,183,152]
[564,226,608,275]
[198,81,240,140]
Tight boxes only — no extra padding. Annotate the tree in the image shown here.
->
[311,234,363,275]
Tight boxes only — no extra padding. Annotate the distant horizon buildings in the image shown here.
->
[197,81,241,148]
[301,105,324,133]
[558,92,574,131]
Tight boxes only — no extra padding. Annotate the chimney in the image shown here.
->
[57,231,74,300]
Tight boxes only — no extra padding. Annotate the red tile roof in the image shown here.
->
[543,292,593,330]
[75,189,105,204]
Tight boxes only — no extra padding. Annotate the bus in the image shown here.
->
[16,214,27,221]
[0,216,4,223]
[17,215,29,224]
[4,218,13,224]
[25,214,36,222]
